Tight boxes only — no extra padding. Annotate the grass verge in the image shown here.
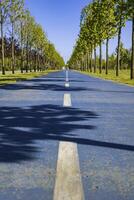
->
[79,70,134,87]
[0,70,56,85]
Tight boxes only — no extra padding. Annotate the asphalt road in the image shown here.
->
[0,70,134,200]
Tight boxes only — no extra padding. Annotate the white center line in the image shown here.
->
[65,82,70,87]
[66,70,69,82]
[53,92,85,200]
[63,93,72,107]
[53,142,84,200]
[65,70,70,87]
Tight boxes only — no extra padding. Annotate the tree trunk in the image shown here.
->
[1,18,5,75]
[81,58,83,71]
[131,14,134,80]
[99,41,102,74]
[85,56,87,71]
[37,52,39,71]
[80,60,82,71]
[90,51,92,73]
[86,53,88,71]
[94,47,96,73]
[83,55,86,71]
[21,48,24,73]
[87,52,90,71]
[106,38,109,75]
[20,22,23,73]
[26,37,29,73]
[83,56,85,71]
[11,22,15,74]
[29,51,31,72]
[34,54,36,72]
[116,17,122,76]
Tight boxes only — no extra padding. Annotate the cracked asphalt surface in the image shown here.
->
[0,70,134,200]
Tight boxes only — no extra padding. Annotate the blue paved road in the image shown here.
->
[0,70,134,200]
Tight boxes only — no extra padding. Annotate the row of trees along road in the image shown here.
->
[0,0,65,75]
[67,0,134,80]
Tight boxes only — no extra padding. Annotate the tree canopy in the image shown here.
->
[0,0,65,74]
[68,0,134,79]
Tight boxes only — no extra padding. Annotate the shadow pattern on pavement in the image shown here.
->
[0,104,97,163]
[0,83,87,92]
[0,104,134,164]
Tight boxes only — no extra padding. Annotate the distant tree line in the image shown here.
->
[0,0,65,75]
[68,0,134,79]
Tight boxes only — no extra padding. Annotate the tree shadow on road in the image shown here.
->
[0,104,134,164]
[0,104,97,163]
[1,82,88,92]
[86,87,134,94]
[1,78,134,94]
[26,78,87,83]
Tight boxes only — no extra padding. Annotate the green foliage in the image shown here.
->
[68,0,118,67]
[68,0,133,80]
[0,0,65,74]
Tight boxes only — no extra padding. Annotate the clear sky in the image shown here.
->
[25,0,132,63]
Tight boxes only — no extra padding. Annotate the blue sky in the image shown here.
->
[25,0,132,62]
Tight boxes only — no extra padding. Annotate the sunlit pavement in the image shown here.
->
[0,70,134,200]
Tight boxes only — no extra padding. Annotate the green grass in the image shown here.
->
[0,70,56,85]
[79,69,134,87]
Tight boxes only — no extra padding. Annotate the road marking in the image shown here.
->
[65,82,70,87]
[65,70,70,87]
[63,93,72,107]
[53,142,85,200]
[66,70,69,82]
[53,93,84,200]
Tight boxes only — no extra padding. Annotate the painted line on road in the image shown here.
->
[53,93,84,200]
[65,82,70,87]
[54,141,84,200]
[66,70,69,82]
[65,70,70,87]
[63,93,72,107]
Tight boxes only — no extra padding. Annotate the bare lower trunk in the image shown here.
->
[106,38,109,75]
[1,20,5,75]
[131,14,134,79]
[87,52,90,71]
[80,60,82,71]
[29,47,32,72]
[20,22,23,73]
[94,47,96,73]
[26,37,29,73]
[36,51,39,71]
[21,48,24,73]
[90,51,92,73]
[116,17,122,76]
[99,41,102,74]
[11,22,15,74]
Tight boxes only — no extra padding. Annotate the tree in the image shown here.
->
[0,0,64,74]
[115,0,127,76]
[131,8,134,79]
[68,0,132,80]
[9,0,24,74]
[127,0,134,79]
[102,0,116,74]
[0,0,10,75]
